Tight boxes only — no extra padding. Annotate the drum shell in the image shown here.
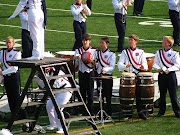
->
[146,56,154,72]
[57,54,79,73]
[136,75,154,105]
[119,75,136,110]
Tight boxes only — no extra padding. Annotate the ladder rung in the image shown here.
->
[52,88,78,94]
[59,102,83,108]
[21,102,44,108]
[65,116,95,123]
[13,119,36,125]
[27,89,46,93]
[70,130,99,135]
[46,74,73,80]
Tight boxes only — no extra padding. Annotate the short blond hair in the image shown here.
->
[129,34,139,42]
[163,36,174,47]
[6,36,15,44]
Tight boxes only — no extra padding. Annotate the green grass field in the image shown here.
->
[0,0,180,134]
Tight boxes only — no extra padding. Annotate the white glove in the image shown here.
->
[82,4,88,9]
[8,4,23,20]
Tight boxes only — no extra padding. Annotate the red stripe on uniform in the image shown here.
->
[128,49,141,66]
[100,51,110,66]
[162,50,174,65]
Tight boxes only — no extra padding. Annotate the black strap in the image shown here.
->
[159,50,169,68]
[97,50,104,67]
[125,49,141,72]
[2,50,7,69]
[79,48,93,69]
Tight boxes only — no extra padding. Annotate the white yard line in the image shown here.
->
[0,23,162,43]
[0,3,170,21]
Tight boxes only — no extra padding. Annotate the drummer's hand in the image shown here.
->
[101,68,105,73]
[157,69,162,72]
[0,71,3,76]
[74,56,79,59]
[90,55,95,62]
[164,68,169,73]
[140,65,144,70]
[126,64,132,68]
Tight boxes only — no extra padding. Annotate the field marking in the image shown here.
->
[65,112,175,135]
[0,23,162,43]
[0,3,170,21]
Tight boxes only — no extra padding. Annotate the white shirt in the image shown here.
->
[117,48,148,74]
[19,11,29,31]
[71,4,91,23]
[95,49,116,75]
[0,48,21,75]
[75,46,96,73]
[153,48,180,73]
[112,0,128,15]
[19,0,42,9]
[168,0,180,12]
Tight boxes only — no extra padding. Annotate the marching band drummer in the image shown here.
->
[153,36,180,118]
[95,37,116,116]
[71,0,91,51]
[117,34,148,120]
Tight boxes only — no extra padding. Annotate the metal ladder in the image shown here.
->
[6,57,101,135]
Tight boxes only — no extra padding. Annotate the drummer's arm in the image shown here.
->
[153,51,162,72]
[168,53,180,72]
[74,49,80,67]
[141,52,148,71]
[102,53,116,74]
[117,51,129,71]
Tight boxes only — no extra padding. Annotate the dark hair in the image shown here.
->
[101,37,110,44]
[82,33,91,40]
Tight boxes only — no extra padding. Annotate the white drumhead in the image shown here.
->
[121,72,135,77]
[56,51,75,56]
[138,72,153,76]
[144,53,155,58]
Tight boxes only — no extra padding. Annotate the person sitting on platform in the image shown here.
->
[95,37,116,116]
[0,36,25,119]
[117,34,148,120]
[153,36,180,118]
[75,33,97,115]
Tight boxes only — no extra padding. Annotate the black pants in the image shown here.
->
[158,72,180,117]
[73,21,86,50]
[22,29,33,58]
[114,13,126,51]
[79,71,94,114]
[101,76,113,116]
[169,9,180,45]
[87,0,92,10]
[133,0,145,14]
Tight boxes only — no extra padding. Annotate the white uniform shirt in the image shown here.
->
[168,0,180,12]
[19,0,42,9]
[153,48,180,73]
[95,49,116,75]
[117,48,148,74]
[112,0,128,15]
[19,11,29,31]
[75,46,96,73]
[0,48,21,75]
[71,3,91,23]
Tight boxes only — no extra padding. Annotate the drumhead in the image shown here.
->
[121,72,135,77]
[138,72,153,76]
[56,51,75,56]
[144,53,155,58]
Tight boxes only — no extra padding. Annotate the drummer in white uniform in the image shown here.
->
[117,34,148,120]
[8,0,45,60]
[95,37,116,116]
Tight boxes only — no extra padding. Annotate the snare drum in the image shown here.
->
[56,51,79,73]
[144,53,155,72]
[119,72,136,111]
[136,72,154,110]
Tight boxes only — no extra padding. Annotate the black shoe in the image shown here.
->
[156,113,164,117]
[137,12,144,16]
[138,112,147,120]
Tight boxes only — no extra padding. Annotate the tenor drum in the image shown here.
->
[137,72,154,110]
[144,53,155,72]
[119,72,136,111]
[56,51,79,73]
